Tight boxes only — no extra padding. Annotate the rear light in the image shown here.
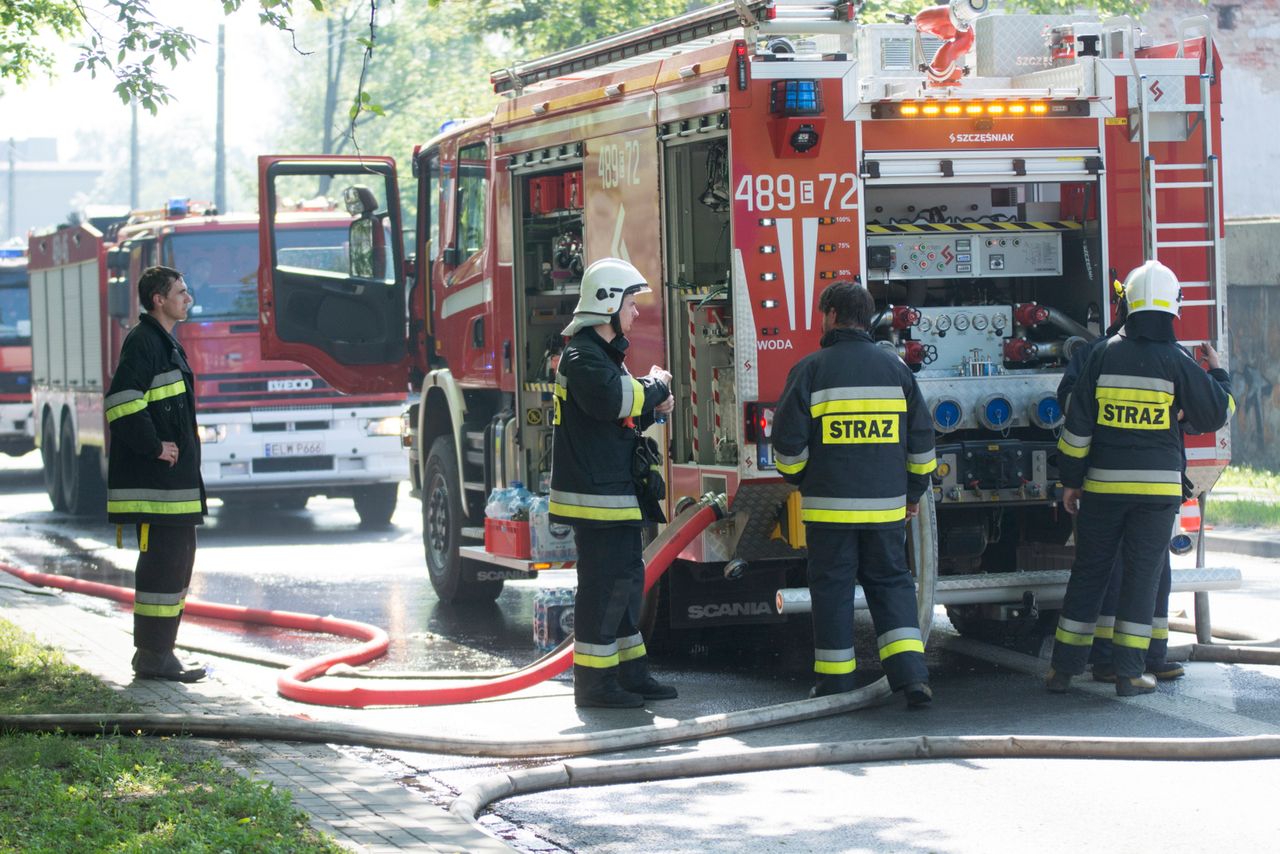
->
[744,402,777,470]
[735,42,749,91]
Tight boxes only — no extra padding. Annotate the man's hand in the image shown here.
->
[905,502,919,520]
[655,394,675,414]
[1198,343,1222,371]
[157,441,179,467]
[648,365,673,387]
[1061,486,1082,515]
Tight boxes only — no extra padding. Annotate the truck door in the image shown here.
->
[256,156,410,394]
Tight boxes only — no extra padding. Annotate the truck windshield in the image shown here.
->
[167,227,347,321]
[0,274,30,344]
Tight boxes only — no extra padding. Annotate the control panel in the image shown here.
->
[866,229,1063,280]
[912,305,1013,373]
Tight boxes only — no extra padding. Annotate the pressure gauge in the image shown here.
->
[954,313,971,331]
[992,312,1008,331]
[935,314,952,332]
[972,313,989,331]
[917,315,933,333]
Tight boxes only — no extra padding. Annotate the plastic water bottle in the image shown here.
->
[510,481,532,521]
[485,487,513,519]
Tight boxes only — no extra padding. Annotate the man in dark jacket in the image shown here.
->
[550,257,675,709]
[105,265,208,682]
[1049,261,1233,696]
[771,281,936,708]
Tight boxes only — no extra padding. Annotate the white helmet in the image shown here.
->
[1123,260,1181,316]
[561,257,652,336]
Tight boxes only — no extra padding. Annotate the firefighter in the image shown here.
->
[1057,282,1184,682]
[1049,260,1233,696]
[549,257,676,709]
[771,281,936,709]
[104,265,208,682]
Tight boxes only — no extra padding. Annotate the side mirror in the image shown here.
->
[107,277,133,319]
[106,247,130,276]
[442,245,462,266]
[349,218,375,278]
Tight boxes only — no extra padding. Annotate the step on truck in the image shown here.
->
[255,0,1238,642]
[28,200,407,524]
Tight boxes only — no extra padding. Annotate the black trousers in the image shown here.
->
[806,525,928,693]
[1092,549,1173,667]
[571,524,648,671]
[1052,497,1178,678]
[133,524,197,653]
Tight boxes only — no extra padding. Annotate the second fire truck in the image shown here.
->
[256,0,1238,641]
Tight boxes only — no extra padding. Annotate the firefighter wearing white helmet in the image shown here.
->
[550,257,677,708]
[1048,260,1234,697]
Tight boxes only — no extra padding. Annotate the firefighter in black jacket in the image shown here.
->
[104,265,208,682]
[1049,261,1233,696]
[550,258,676,709]
[772,282,935,708]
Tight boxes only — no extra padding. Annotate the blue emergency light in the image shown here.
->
[0,248,23,258]
[167,197,190,217]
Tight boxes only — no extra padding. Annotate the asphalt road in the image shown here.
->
[3,449,1279,853]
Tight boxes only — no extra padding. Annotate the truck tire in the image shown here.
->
[41,417,66,512]
[422,436,502,602]
[60,417,106,518]
[354,483,398,528]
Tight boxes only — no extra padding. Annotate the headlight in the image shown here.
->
[363,415,402,437]
[197,424,227,444]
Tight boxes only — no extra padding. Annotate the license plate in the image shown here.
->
[264,440,325,457]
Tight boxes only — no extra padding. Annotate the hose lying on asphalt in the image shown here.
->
[449,733,1280,825]
[1165,617,1280,665]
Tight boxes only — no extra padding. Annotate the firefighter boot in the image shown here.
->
[618,658,678,700]
[1146,661,1185,680]
[903,682,933,710]
[1115,673,1158,697]
[574,665,645,709]
[1091,663,1117,683]
[1045,668,1073,693]
[132,648,206,683]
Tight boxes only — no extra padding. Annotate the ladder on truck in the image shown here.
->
[490,0,858,94]
[1112,14,1224,349]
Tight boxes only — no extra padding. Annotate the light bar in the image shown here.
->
[871,100,1089,119]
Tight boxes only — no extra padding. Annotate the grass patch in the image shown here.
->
[1206,499,1280,530]
[0,619,344,853]
[1217,464,1280,492]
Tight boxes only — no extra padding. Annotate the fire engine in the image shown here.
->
[28,200,407,524]
[255,0,1238,642]
[0,245,34,457]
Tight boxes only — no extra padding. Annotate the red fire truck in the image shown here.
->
[255,0,1237,641]
[0,246,34,457]
[28,200,407,523]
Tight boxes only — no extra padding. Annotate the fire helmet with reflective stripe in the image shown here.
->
[1123,260,1181,316]
[561,258,652,336]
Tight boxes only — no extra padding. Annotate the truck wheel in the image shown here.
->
[423,436,502,602]
[354,483,398,528]
[41,417,66,512]
[59,418,106,518]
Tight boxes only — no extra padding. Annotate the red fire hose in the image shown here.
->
[0,496,725,709]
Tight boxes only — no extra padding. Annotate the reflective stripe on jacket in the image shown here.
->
[1057,335,1234,502]
[105,313,207,524]
[771,327,936,529]
[549,327,668,528]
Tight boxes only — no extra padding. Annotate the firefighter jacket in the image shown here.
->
[104,313,207,525]
[772,327,937,528]
[549,327,669,528]
[1057,336,1234,501]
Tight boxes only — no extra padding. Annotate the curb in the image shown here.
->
[1204,529,1280,560]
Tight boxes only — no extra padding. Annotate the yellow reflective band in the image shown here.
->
[802,506,906,524]
[879,638,925,660]
[554,384,567,400]
[907,457,937,475]
[1095,388,1174,405]
[107,500,205,515]
[822,413,898,444]
[133,601,184,618]
[618,643,647,662]
[139,523,149,552]
[1094,625,1114,639]
[1151,627,1169,640]
[1097,400,1171,430]
[116,525,123,548]
[627,377,644,418]
[811,398,907,417]
[1055,627,1094,646]
[1227,395,1236,416]
[814,659,856,675]
[1083,479,1183,497]
[1153,299,1171,308]
[776,458,807,475]
[573,650,620,669]
[548,500,643,522]
[146,381,186,403]
[1114,632,1151,650]
[1057,436,1090,458]
[106,398,147,422]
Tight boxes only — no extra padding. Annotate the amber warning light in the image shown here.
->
[873,101,1087,119]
